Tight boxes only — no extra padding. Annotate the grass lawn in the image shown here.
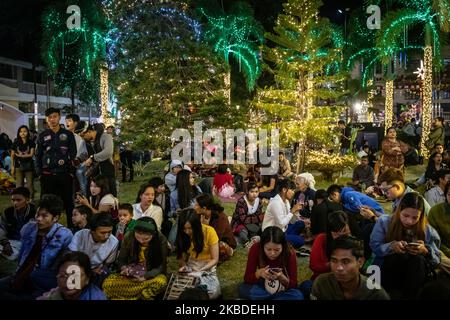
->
[0,161,426,299]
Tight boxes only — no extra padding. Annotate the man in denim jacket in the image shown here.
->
[0,194,73,300]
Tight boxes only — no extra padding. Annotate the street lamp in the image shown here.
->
[338,8,351,43]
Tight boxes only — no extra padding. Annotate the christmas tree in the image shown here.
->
[254,0,349,173]
[112,2,236,151]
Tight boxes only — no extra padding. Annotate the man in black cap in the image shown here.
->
[35,107,77,227]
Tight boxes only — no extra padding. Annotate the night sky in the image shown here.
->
[0,0,365,64]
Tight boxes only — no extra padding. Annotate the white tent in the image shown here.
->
[0,101,28,140]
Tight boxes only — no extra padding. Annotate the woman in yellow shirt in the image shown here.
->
[176,209,221,299]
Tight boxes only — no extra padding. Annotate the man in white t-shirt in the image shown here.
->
[68,212,118,284]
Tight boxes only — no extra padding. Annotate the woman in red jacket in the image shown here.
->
[310,211,351,279]
[238,226,303,300]
[299,211,351,298]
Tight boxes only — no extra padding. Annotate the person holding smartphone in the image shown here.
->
[238,226,303,300]
[370,193,441,299]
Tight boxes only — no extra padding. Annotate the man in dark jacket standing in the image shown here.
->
[35,108,77,228]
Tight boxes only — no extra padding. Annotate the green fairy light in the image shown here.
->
[201,7,264,91]
[41,1,109,103]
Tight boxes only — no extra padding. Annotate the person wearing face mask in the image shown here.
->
[238,226,303,300]
[68,212,119,287]
[37,251,106,300]
[370,193,441,299]
[103,217,168,300]
[132,183,163,232]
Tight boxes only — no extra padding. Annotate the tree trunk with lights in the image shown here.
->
[419,25,433,158]
[255,0,347,175]
[384,78,394,134]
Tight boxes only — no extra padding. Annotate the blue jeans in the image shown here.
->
[298,280,313,300]
[238,282,303,300]
[286,221,305,248]
[76,164,88,196]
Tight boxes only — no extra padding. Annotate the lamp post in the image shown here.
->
[338,8,351,44]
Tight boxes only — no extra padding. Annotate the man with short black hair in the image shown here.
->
[425,169,450,207]
[311,235,390,300]
[35,108,77,228]
[378,168,430,214]
[0,187,36,277]
[68,212,119,285]
[426,117,445,152]
[0,194,73,299]
[71,205,93,234]
[352,155,375,190]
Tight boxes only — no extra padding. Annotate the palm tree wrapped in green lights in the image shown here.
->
[374,0,449,156]
[200,2,264,97]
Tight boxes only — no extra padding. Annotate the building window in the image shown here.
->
[0,63,13,79]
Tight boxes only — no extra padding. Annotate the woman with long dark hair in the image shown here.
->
[176,209,221,299]
[148,176,172,237]
[168,169,202,245]
[132,182,163,232]
[370,192,441,299]
[424,152,447,187]
[238,226,303,300]
[10,125,35,198]
[103,217,168,300]
[76,175,118,218]
[310,211,351,280]
[194,194,237,261]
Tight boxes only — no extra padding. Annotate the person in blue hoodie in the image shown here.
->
[328,185,384,259]
[37,251,106,300]
[0,194,73,300]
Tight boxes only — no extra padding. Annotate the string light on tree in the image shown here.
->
[367,79,374,122]
[420,46,433,158]
[385,80,394,134]
[100,66,113,127]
